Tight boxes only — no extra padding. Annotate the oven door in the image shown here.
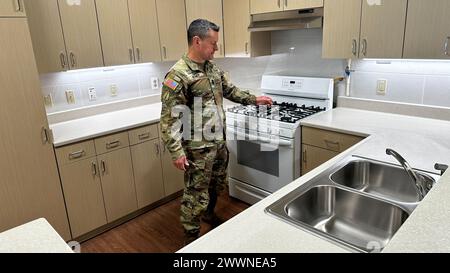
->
[227,127,295,193]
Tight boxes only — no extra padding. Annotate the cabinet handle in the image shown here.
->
[445,37,450,56]
[69,150,85,160]
[154,143,160,155]
[162,46,167,59]
[70,52,76,68]
[60,52,67,69]
[138,133,150,140]
[284,0,288,8]
[302,149,307,163]
[129,48,134,63]
[14,0,22,12]
[324,139,340,149]
[277,0,281,8]
[352,39,357,56]
[245,42,249,55]
[91,162,97,176]
[136,47,141,62]
[41,127,50,144]
[101,160,106,174]
[106,140,120,149]
[361,39,367,57]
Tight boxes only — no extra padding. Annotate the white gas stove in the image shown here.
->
[226,75,334,204]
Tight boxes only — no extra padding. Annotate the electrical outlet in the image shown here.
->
[88,87,97,101]
[43,94,53,107]
[377,79,387,95]
[110,84,118,97]
[151,77,159,90]
[65,90,76,104]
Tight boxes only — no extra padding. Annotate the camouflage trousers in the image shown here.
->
[180,143,229,234]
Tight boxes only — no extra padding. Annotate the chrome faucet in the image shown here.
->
[386,148,429,201]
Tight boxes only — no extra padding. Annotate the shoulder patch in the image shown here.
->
[163,78,180,91]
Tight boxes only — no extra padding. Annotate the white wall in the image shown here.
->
[350,59,450,108]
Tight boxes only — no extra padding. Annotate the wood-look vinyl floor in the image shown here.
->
[80,194,249,253]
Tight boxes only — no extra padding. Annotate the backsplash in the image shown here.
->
[350,59,450,108]
[40,29,346,114]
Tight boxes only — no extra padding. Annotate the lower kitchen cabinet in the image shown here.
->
[130,138,165,209]
[98,147,138,223]
[301,126,364,175]
[59,158,107,238]
[302,144,339,175]
[160,139,185,196]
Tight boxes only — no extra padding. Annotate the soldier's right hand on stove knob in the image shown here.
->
[256,96,273,106]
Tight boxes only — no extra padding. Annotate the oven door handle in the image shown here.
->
[228,128,293,147]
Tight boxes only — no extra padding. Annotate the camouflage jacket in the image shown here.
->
[160,54,257,161]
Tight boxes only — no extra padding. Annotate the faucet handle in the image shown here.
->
[435,163,448,176]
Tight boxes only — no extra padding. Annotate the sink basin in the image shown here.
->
[330,160,436,203]
[270,186,409,252]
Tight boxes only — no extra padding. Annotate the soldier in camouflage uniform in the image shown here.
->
[160,19,273,245]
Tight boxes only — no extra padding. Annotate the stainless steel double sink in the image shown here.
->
[266,156,441,252]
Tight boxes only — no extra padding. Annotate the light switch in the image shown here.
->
[110,84,118,97]
[65,90,76,104]
[377,79,387,95]
[151,77,159,90]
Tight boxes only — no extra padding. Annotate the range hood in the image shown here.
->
[248,8,323,32]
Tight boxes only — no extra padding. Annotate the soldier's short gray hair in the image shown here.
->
[187,19,220,46]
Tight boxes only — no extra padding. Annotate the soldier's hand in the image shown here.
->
[256,96,273,106]
[174,156,189,171]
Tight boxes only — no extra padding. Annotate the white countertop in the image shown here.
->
[180,107,450,253]
[0,219,73,253]
[50,103,162,147]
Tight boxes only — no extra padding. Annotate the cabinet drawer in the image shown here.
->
[56,140,96,165]
[302,126,364,152]
[128,124,159,145]
[94,132,130,155]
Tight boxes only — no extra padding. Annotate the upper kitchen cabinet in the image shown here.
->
[0,17,71,240]
[322,0,407,59]
[128,0,162,63]
[96,0,134,66]
[250,0,323,14]
[322,0,362,59]
[186,0,225,58]
[156,0,187,61]
[359,0,407,59]
[283,0,323,11]
[0,0,26,17]
[403,0,450,59]
[224,0,271,58]
[25,0,103,73]
[250,0,282,14]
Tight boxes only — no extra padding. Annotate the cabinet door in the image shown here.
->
[403,0,450,59]
[25,0,68,73]
[224,0,251,58]
[59,158,107,238]
[359,0,407,58]
[96,0,134,66]
[160,141,185,196]
[130,139,165,209]
[186,0,225,58]
[301,145,338,175]
[250,0,282,14]
[322,0,362,59]
[0,18,71,240]
[57,0,103,69]
[0,0,25,17]
[128,0,162,63]
[98,148,137,222]
[284,0,323,11]
[156,0,187,61]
